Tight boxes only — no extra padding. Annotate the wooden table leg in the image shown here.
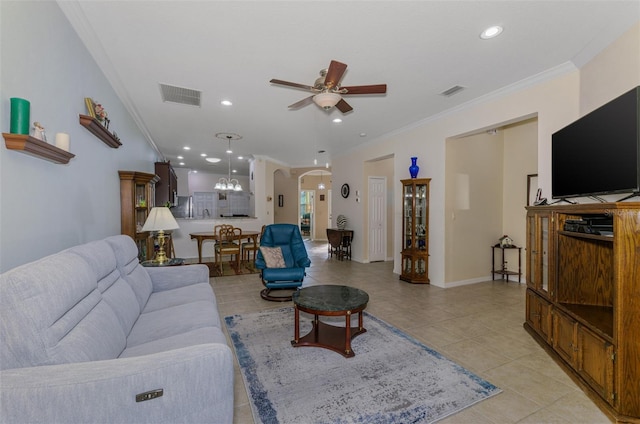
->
[293,305,300,343]
[345,311,352,355]
[197,238,203,263]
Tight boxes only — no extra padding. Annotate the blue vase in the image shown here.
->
[409,157,419,178]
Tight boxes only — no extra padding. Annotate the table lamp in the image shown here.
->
[141,206,179,264]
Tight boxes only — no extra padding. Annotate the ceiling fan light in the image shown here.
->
[313,92,341,110]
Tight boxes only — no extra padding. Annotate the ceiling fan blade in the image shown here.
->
[270,79,314,91]
[324,60,347,89]
[288,96,315,109]
[335,98,353,113]
[341,84,387,95]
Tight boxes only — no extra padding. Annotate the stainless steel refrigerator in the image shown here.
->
[171,196,192,218]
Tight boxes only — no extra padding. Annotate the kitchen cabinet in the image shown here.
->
[155,161,178,206]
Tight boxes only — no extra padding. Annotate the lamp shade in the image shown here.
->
[141,207,179,232]
[313,92,341,110]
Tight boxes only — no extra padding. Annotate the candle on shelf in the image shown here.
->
[55,132,70,151]
[10,98,30,135]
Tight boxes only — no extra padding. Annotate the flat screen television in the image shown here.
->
[551,86,640,199]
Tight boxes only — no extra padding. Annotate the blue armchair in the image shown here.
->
[255,224,311,301]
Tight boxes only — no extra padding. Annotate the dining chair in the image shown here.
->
[215,226,242,272]
[242,225,265,264]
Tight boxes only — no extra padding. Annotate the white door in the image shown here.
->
[328,189,333,229]
[368,177,387,262]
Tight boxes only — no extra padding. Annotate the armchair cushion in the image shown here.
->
[259,246,286,268]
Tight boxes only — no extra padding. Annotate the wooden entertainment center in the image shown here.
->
[525,202,640,422]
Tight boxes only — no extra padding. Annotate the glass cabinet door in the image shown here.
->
[526,211,551,298]
[415,183,428,250]
[403,184,413,249]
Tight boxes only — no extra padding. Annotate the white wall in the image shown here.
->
[0,1,158,272]
[445,132,505,283]
[334,69,581,286]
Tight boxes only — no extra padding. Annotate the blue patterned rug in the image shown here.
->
[224,307,501,424]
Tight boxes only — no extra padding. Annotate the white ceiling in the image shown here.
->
[58,1,640,176]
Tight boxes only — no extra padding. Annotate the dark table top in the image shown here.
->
[293,285,369,312]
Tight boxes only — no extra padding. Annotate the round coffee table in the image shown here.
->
[291,285,369,358]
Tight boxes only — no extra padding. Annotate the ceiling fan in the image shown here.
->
[270,60,387,113]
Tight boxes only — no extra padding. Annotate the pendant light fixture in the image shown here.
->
[214,133,242,191]
[318,171,326,190]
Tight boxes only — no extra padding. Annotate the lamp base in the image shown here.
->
[154,230,169,264]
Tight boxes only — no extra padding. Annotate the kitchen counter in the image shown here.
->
[171,217,263,260]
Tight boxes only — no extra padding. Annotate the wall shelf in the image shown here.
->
[2,133,75,164]
[79,114,122,148]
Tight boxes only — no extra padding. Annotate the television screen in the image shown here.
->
[552,86,640,199]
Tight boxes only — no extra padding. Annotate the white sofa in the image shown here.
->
[0,235,233,423]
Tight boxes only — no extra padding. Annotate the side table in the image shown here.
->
[491,245,521,283]
[141,258,185,267]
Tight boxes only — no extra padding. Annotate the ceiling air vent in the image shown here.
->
[439,85,466,97]
[159,83,202,107]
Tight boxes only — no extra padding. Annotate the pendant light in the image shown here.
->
[214,134,242,191]
[318,171,325,190]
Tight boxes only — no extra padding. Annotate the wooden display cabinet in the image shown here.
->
[400,178,430,283]
[524,203,640,422]
[119,171,159,261]
[155,161,177,206]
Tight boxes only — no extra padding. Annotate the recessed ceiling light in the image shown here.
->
[221,100,232,106]
[193,170,197,173]
[206,157,221,163]
[480,25,503,39]
[226,149,233,154]
[238,156,244,160]
[179,162,185,166]
[177,155,184,160]
[232,169,237,173]
[359,133,367,137]
[332,118,342,123]
[183,146,191,150]
[200,153,207,157]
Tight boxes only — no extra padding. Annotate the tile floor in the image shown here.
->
[211,241,611,424]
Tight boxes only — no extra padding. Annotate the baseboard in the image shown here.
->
[444,274,523,288]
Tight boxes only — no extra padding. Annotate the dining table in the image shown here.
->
[189,230,260,264]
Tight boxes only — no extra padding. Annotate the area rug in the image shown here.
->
[204,261,260,277]
[224,307,501,424]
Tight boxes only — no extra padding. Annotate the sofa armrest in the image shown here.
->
[145,264,209,292]
[1,344,233,424]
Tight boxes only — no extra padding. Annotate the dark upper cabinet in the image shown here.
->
[155,161,177,206]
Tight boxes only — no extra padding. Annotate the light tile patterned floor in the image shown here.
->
[211,241,611,424]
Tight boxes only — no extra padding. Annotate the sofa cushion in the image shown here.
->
[143,282,215,313]
[68,240,141,338]
[126,301,221,348]
[105,235,153,311]
[0,252,126,370]
[119,326,228,358]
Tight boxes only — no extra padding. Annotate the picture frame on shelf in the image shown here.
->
[84,98,96,118]
[527,174,538,206]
